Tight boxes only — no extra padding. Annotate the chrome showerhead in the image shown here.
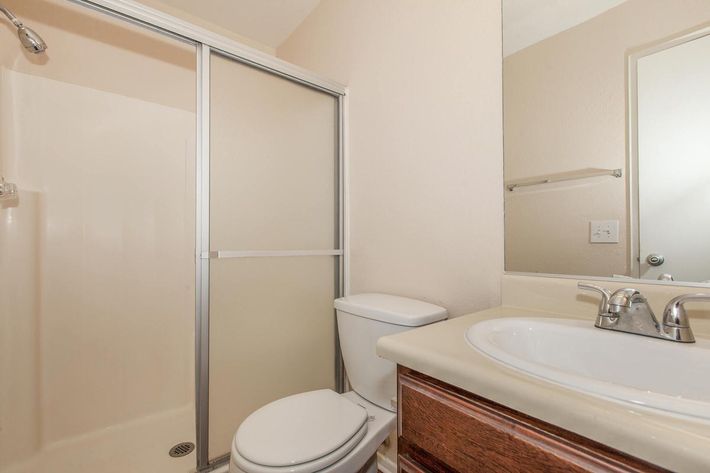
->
[1,4,47,54]
[17,24,47,53]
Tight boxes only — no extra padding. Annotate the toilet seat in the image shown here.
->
[233,422,367,473]
[233,389,369,473]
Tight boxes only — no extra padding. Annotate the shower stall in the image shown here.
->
[0,1,346,472]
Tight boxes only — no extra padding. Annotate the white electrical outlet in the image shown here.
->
[590,220,619,243]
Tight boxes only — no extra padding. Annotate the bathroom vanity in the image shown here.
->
[377,278,710,473]
[396,367,664,472]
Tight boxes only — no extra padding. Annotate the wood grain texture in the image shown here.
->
[397,366,669,473]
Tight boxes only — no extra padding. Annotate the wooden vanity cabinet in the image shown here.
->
[396,366,668,473]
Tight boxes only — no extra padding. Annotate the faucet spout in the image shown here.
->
[608,288,644,315]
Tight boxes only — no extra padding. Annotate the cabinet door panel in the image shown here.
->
[397,367,667,473]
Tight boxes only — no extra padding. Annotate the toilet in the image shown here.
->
[230,293,448,473]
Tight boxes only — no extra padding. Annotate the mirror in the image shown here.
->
[503,0,710,283]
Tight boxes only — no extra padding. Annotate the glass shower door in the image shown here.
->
[206,51,341,461]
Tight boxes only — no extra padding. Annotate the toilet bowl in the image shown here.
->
[230,293,447,473]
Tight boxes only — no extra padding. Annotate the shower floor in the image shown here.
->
[1,405,195,473]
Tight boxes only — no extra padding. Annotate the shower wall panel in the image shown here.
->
[0,1,197,472]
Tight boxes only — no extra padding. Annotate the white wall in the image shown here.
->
[278,0,504,317]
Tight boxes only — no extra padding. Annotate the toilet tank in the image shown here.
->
[334,293,447,411]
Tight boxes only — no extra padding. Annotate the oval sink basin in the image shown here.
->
[465,317,710,420]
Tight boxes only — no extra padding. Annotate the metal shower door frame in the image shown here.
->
[197,46,347,470]
[68,2,349,471]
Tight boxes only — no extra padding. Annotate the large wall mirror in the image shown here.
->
[503,0,710,284]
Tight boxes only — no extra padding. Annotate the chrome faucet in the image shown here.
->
[608,288,645,316]
[578,282,710,343]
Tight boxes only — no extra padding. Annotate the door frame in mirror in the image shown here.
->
[626,23,710,280]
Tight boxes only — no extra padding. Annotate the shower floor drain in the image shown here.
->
[169,442,195,458]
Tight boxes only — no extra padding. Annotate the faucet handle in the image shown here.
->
[662,294,710,343]
[578,282,612,316]
[663,294,710,326]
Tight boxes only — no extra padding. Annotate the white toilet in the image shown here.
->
[230,293,447,473]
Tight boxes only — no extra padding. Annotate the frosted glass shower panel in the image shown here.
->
[210,53,338,251]
[207,257,336,458]
[207,52,340,461]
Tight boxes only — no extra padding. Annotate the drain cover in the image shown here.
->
[169,442,195,458]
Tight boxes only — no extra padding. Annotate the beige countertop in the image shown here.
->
[376,305,710,472]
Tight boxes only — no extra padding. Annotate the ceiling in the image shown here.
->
[503,0,628,56]
[151,0,322,49]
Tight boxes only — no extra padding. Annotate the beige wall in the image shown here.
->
[278,0,504,318]
[0,1,196,472]
[504,0,710,277]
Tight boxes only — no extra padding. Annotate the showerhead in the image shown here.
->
[17,24,47,53]
[1,4,47,54]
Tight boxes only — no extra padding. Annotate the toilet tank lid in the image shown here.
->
[334,293,447,326]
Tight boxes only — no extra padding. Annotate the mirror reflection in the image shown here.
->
[503,0,710,283]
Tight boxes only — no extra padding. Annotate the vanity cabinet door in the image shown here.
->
[397,367,667,473]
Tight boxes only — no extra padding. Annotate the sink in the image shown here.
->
[465,317,710,420]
